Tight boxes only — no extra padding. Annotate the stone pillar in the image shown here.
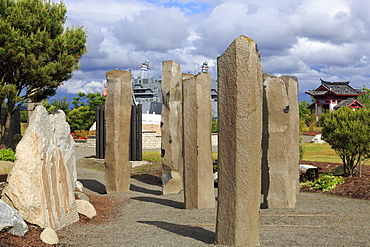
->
[183,72,215,209]
[280,76,300,196]
[261,75,299,209]
[161,61,184,195]
[215,35,263,247]
[104,70,132,193]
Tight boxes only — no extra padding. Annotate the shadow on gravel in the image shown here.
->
[78,179,107,194]
[138,221,215,244]
[131,174,162,186]
[130,184,162,195]
[132,196,184,209]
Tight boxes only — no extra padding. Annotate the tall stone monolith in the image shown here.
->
[281,76,300,196]
[261,75,299,209]
[2,106,79,230]
[161,61,184,195]
[105,70,132,193]
[215,35,263,247]
[183,72,215,209]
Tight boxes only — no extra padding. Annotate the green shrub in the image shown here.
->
[300,172,345,192]
[212,119,218,133]
[0,148,15,162]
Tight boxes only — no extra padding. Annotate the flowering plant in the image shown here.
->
[70,132,87,140]
[300,172,344,192]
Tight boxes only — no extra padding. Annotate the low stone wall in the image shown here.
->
[75,133,218,150]
[211,133,218,147]
[74,138,95,147]
[142,131,161,150]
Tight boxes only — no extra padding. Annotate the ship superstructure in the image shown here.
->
[131,61,218,118]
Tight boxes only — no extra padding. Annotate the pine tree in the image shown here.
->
[0,0,87,146]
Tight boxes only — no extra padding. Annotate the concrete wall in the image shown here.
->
[75,133,218,150]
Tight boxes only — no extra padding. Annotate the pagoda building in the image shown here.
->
[305,79,366,119]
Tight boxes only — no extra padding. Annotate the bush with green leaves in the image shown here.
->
[321,107,370,176]
[212,119,218,133]
[0,148,15,162]
[300,172,345,192]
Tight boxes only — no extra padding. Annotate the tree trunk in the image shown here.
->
[0,105,14,148]
[359,155,362,177]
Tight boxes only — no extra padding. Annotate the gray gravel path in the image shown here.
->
[57,147,370,246]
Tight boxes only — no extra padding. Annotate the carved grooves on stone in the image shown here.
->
[2,106,79,230]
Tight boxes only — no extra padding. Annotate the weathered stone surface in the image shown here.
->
[280,76,300,196]
[75,180,84,192]
[74,191,90,202]
[183,72,215,209]
[104,70,132,193]
[40,227,59,245]
[261,75,299,209]
[0,161,14,174]
[215,35,263,247]
[161,61,184,195]
[2,106,79,230]
[0,199,28,236]
[76,199,96,218]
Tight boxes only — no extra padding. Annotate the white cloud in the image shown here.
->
[59,80,106,95]
[56,0,370,102]
[113,6,191,52]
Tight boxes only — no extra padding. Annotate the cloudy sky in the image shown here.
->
[56,0,370,101]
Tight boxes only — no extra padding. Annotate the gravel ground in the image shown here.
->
[57,147,370,246]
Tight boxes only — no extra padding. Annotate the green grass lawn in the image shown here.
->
[143,144,344,164]
[301,142,342,163]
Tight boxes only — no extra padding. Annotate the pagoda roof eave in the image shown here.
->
[305,91,363,97]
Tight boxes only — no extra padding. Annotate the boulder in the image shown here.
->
[0,199,28,236]
[40,228,59,245]
[312,134,326,143]
[76,199,97,219]
[74,191,90,202]
[213,172,218,185]
[76,180,84,192]
[299,164,318,171]
[0,161,14,175]
[2,106,79,230]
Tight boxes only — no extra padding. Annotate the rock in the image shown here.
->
[183,72,215,209]
[312,134,326,143]
[76,180,84,192]
[40,228,59,245]
[332,165,357,176]
[162,171,183,195]
[215,35,263,247]
[0,161,14,175]
[104,70,132,193]
[2,106,79,230]
[213,172,218,185]
[262,75,299,209]
[161,61,184,195]
[76,199,97,218]
[0,199,28,236]
[300,164,318,171]
[74,191,90,202]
